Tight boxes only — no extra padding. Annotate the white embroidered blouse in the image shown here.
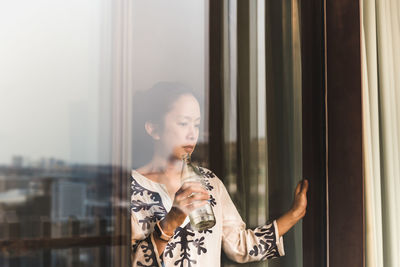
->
[131,167,285,267]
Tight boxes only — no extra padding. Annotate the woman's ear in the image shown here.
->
[145,122,160,140]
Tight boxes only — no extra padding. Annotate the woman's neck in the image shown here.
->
[138,155,184,198]
[141,154,183,182]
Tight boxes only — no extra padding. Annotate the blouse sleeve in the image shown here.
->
[131,213,162,267]
[130,175,166,267]
[218,179,285,263]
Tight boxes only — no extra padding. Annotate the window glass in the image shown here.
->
[0,0,304,266]
[131,0,209,169]
[0,0,113,266]
[130,1,303,267]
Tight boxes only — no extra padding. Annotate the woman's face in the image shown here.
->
[157,94,201,160]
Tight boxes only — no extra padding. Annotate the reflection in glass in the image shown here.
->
[130,1,304,266]
[0,0,113,266]
[0,0,305,266]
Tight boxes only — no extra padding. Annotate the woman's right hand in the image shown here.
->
[173,181,210,215]
[160,182,210,236]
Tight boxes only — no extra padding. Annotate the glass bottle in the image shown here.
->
[181,154,216,231]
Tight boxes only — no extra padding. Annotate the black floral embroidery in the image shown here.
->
[132,169,217,266]
[249,223,280,260]
[164,242,177,259]
[163,223,211,267]
[137,235,158,267]
[131,177,167,230]
[132,240,139,253]
[204,181,214,191]
[192,237,207,255]
[131,177,167,265]
[198,228,212,234]
[138,211,166,231]
[173,225,197,267]
[208,195,216,207]
[197,167,217,207]
[198,167,216,179]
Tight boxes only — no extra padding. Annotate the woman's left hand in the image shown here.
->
[276,179,309,237]
[290,179,309,220]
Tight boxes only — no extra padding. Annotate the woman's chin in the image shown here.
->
[172,151,192,160]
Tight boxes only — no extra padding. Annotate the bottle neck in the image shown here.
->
[183,153,191,165]
[181,154,199,182]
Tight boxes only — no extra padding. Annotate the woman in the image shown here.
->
[131,82,308,266]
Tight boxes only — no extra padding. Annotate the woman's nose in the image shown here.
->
[186,125,196,140]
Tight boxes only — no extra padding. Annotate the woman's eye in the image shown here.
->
[178,122,188,126]
[195,124,200,128]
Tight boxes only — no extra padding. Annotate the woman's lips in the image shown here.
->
[183,145,194,152]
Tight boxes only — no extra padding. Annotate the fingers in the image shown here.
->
[173,182,210,214]
[295,180,302,195]
[175,183,209,202]
[181,191,210,204]
[301,179,309,194]
[187,200,209,210]
[175,194,209,215]
[295,179,309,196]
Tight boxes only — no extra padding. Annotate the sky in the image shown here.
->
[0,0,206,165]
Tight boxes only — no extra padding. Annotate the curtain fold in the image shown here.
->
[221,0,303,266]
[362,0,400,266]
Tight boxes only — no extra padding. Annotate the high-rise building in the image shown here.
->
[51,181,86,220]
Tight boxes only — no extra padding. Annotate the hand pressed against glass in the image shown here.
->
[276,179,309,236]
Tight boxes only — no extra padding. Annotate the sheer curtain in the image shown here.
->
[221,0,303,266]
[361,0,400,266]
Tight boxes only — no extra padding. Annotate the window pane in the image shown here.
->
[1,0,305,266]
[130,1,304,267]
[0,0,113,266]
[131,0,209,170]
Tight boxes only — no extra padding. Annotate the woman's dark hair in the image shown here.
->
[132,82,200,168]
